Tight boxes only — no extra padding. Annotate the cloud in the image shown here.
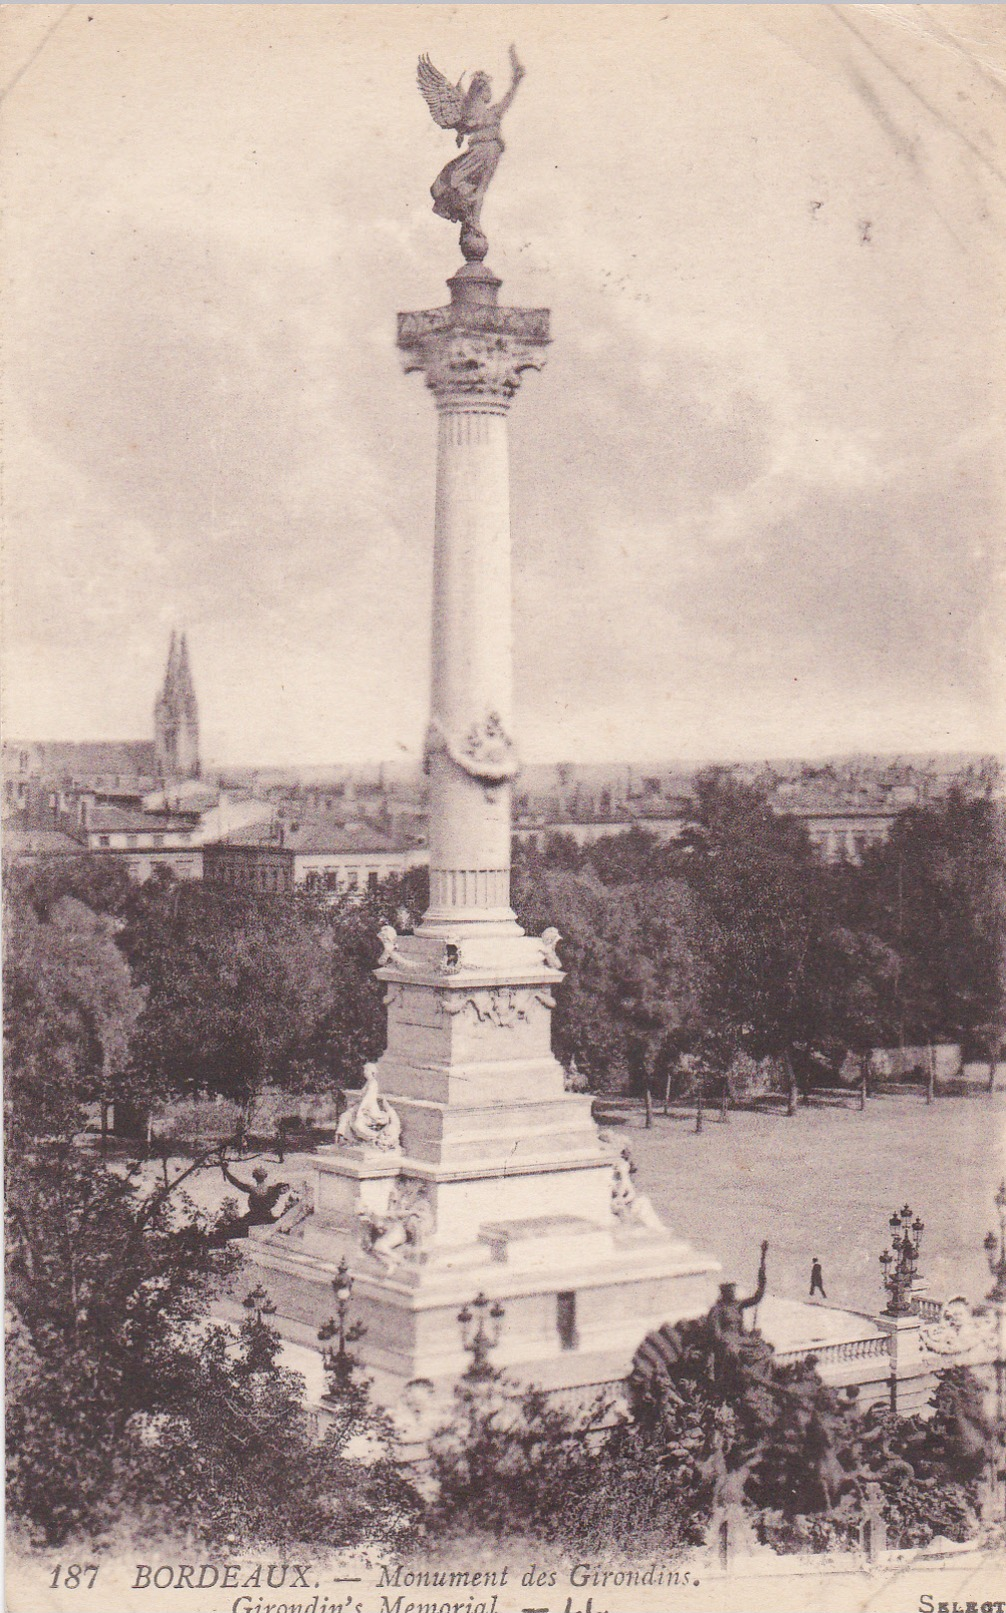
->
[3,5,1004,762]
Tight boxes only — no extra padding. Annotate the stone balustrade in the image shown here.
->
[775,1334,890,1367]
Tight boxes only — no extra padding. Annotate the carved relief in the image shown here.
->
[439,987,535,1028]
[425,711,518,783]
[358,1180,435,1272]
[918,1296,998,1359]
[398,305,550,347]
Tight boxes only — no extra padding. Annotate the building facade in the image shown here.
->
[202,819,425,897]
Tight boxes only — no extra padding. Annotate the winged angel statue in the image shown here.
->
[417,46,525,263]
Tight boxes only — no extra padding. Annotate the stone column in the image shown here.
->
[398,265,549,933]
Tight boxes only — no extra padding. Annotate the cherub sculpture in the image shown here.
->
[417,46,525,263]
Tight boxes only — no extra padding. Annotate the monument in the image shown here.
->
[246,51,720,1402]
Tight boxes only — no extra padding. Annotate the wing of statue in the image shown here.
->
[417,54,464,130]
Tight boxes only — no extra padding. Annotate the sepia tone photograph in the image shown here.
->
[2,5,1005,1610]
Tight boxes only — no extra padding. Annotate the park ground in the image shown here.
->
[626,1089,1006,1316]
[149,1090,1006,1324]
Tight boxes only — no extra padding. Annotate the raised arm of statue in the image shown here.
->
[740,1240,769,1311]
[493,46,526,122]
[221,1163,253,1196]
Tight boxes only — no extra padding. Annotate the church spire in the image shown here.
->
[153,628,200,781]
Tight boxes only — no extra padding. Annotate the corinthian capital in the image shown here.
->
[402,329,546,408]
[398,296,549,410]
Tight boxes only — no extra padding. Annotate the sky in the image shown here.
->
[2,4,1004,767]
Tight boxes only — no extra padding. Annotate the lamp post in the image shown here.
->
[458,1291,505,1380]
[318,1258,366,1393]
[879,1203,924,1317]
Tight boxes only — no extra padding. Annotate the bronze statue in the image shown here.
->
[218,1163,291,1238]
[417,46,525,263]
[708,1240,769,1346]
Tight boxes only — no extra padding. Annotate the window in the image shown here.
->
[368,870,379,893]
[305,871,321,891]
[324,869,339,891]
[126,835,138,847]
[152,835,164,848]
[557,1292,579,1351]
[346,868,359,890]
[98,835,110,848]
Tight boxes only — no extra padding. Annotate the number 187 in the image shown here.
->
[49,1565,99,1590]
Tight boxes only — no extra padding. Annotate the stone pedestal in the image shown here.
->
[245,262,719,1403]
[874,1311,931,1414]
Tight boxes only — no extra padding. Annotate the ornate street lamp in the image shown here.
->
[458,1291,505,1380]
[880,1203,924,1316]
[318,1258,367,1391]
[984,1181,1006,1304]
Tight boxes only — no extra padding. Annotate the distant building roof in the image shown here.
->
[87,804,198,833]
[780,803,896,822]
[143,780,220,812]
[4,825,84,857]
[4,741,158,778]
[209,818,408,855]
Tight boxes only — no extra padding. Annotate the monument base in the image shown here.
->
[234,920,721,1406]
[243,1187,720,1405]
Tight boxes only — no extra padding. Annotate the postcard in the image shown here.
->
[3,6,1005,1612]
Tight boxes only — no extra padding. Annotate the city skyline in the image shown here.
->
[3,6,1004,766]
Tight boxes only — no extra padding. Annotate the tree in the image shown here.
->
[427,1368,703,1552]
[6,1139,421,1549]
[582,826,676,887]
[6,854,139,925]
[117,870,438,1109]
[126,1285,421,1550]
[855,1368,991,1545]
[119,883,356,1103]
[511,865,707,1095]
[6,1141,238,1542]
[682,771,904,1107]
[851,787,1006,1062]
[4,893,146,1140]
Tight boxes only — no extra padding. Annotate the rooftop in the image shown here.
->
[86,804,199,833]
[3,823,83,857]
[209,818,409,855]
[3,741,158,778]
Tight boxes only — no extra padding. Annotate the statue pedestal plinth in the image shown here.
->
[245,932,720,1404]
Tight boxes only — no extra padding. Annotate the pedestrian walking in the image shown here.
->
[809,1257,827,1299]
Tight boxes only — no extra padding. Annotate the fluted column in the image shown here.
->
[398,266,549,933]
